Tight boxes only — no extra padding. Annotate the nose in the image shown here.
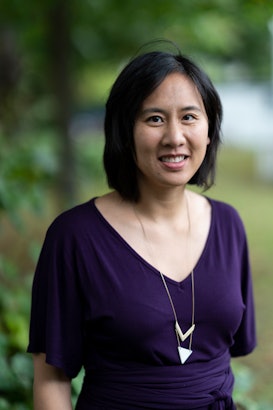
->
[162,120,186,147]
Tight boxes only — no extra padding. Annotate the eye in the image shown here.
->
[147,115,164,124]
[183,114,195,121]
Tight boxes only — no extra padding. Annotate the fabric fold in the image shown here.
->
[77,351,235,409]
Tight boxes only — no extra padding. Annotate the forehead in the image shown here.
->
[141,72,205,111]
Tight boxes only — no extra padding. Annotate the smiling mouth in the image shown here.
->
[160,155,188,163]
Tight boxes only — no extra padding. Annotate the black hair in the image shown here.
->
[103,50,223,201]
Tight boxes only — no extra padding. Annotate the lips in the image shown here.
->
[160,155,188,163]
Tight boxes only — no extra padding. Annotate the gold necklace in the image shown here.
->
[159,270,195,364]
[133,195,195,364]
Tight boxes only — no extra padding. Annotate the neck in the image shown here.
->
[134,186,189,223]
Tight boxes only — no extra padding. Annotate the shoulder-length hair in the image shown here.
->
[103,50,223,201]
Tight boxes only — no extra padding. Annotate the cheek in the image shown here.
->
[193,127,209,150]
[134,129,156,157]
[133,125,145,151]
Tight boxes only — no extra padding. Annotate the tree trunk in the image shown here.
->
[47,0,76,208]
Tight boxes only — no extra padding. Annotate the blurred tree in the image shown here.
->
[0,0,272,206]
[0,28,21,136]
[46,0,76,203]
[72,0,273,77]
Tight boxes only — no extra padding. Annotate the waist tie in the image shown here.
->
[79,351,235,409]
[210,387,236,410]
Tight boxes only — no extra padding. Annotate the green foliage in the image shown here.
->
[1,0,272,126]
[71,369,84,407]
[0,130,59,409]
[0,127,106,409]
[0,256,33,410]
[73,0,273,81]
[233,362,273,410]
[76,133,105,183]
[0,132,58,223]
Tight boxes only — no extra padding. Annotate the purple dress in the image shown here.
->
[27,197,256,409]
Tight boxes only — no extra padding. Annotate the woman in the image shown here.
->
[28,49,256,409]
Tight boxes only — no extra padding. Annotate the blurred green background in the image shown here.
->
[0,0,273,409]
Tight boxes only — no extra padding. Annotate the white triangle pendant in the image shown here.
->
[178,346,192,364]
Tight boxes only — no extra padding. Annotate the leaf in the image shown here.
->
[10,353,33,390]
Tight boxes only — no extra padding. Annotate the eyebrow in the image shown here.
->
[140,105,202,115]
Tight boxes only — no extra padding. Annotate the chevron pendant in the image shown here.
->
[175,321,195,342]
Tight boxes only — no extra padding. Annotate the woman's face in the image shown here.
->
[133,72,210,195]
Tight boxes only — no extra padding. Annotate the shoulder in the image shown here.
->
[46,198,98,240]
[188,190,247,238]
[208,197,241,220]
[207,197,247,237]
[186,190,243,223]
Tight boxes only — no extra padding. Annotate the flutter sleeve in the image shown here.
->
[27,214,85,379]
[230,220,257,357]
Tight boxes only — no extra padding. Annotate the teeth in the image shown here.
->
[161,155,185,163]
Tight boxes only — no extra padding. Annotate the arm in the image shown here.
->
[33,353,73,410]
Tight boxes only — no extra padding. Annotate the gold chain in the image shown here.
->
[133,194,195,354]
